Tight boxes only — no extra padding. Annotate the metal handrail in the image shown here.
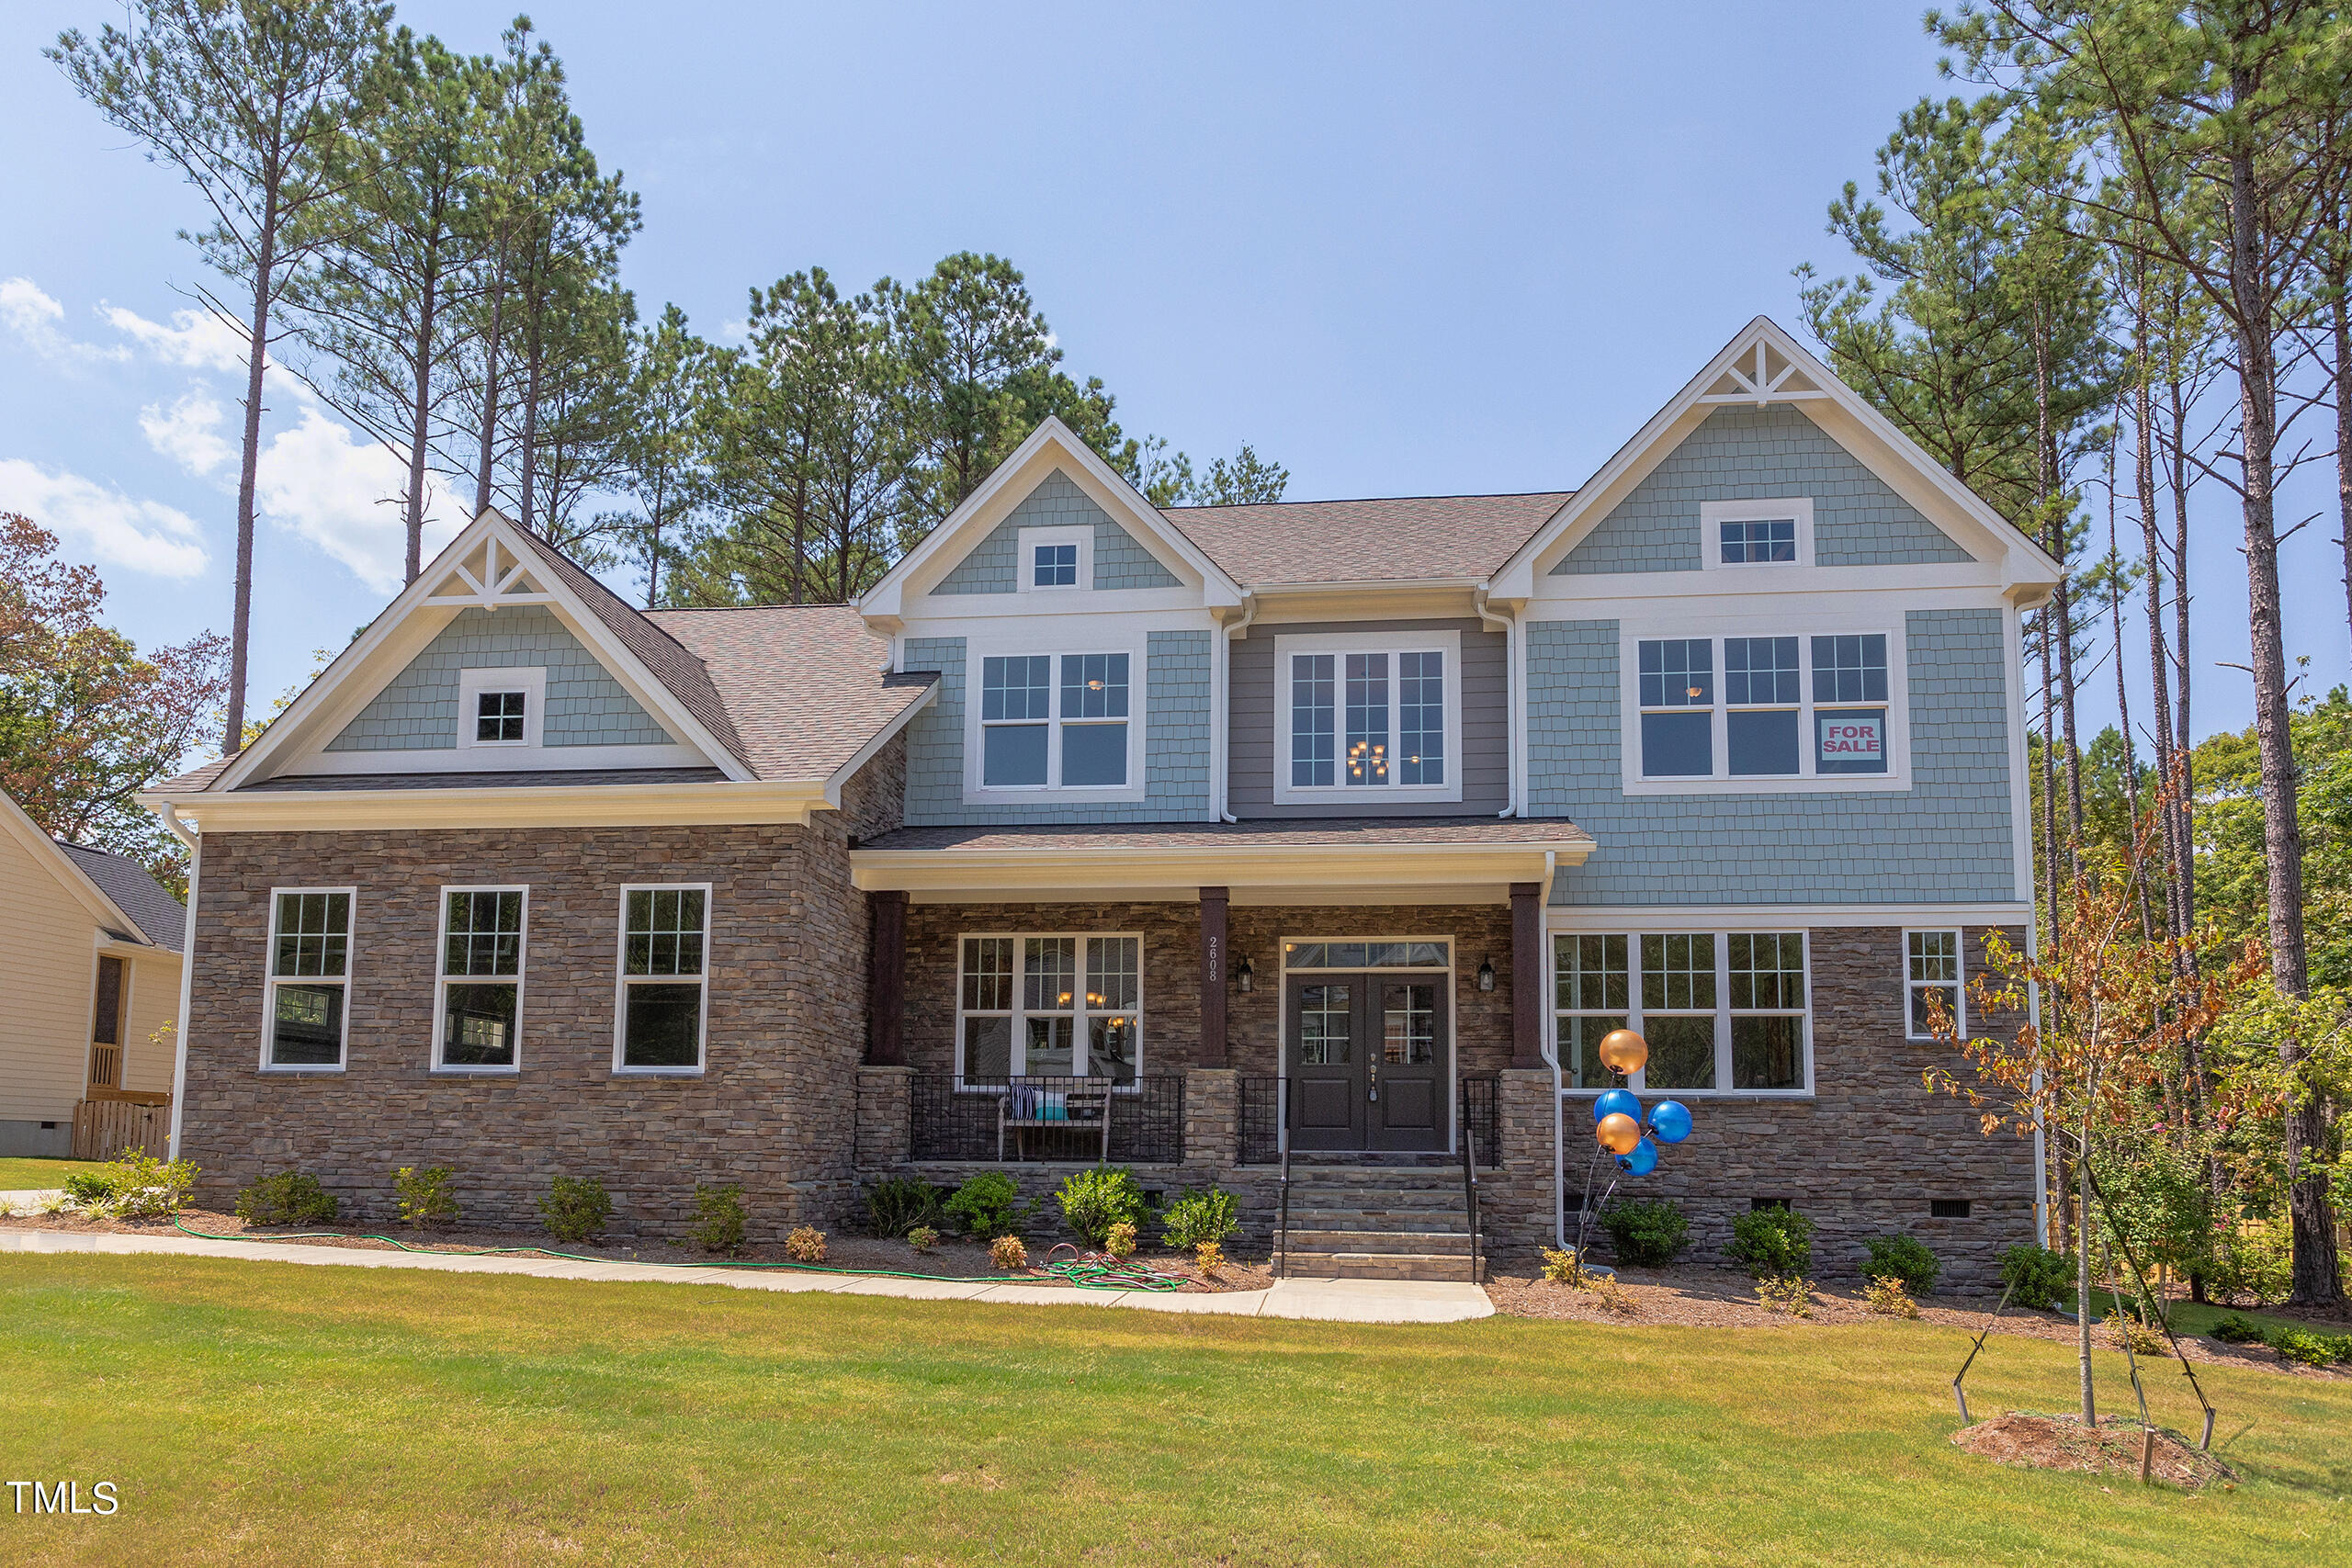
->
[1275,1077,1291,1279]
[1459,1082,1483,1286]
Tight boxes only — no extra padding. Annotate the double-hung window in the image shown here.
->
[617,886,709,1071]
[1554,929,1812,1096]
[1905,929,1962,1039]
[265,889,354,1069]
[435,887,526,1070]
[1629,629,1896,784]
[957,933,1142,1082]
[977,651,1132,790]
[1277,631,1462,801]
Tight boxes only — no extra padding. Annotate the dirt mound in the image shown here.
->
[1952,1413,2234,1489]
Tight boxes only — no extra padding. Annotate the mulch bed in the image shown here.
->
[1952,1412,2236,1488]
[0,1208,1273,1294]
[1480,1255,2350,1380]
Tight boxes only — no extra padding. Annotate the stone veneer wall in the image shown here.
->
[176,734,906,1237]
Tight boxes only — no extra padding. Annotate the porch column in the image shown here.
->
[1510,880,1543,1068]
[867,889,907,1066]
[1199,886,1229,1066]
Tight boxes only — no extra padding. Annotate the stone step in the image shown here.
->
[1284,1207,1470,1232]
[1280,1249,1487,1283]
[1279,1178,1464,1199]
[1284,1227,1474,1254]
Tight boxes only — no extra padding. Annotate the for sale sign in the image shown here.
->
[1815,709,1887,773]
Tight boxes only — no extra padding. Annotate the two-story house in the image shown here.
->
[145,318,2053,1283]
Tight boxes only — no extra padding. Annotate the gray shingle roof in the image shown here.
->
[1160,491,1574,586]
[54,840,186,950]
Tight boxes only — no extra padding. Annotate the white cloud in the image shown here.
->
[140,389,235,477]
[1,276,127,364]
[98,301,249,376]
[255,407,447,592]
[0,458,209,578]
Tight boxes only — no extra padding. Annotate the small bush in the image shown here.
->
[785,1225,827,1263]
[989,1234,1029,1271]
[1589,1274,1638,1315]
[62,1171,114,1207]
[865,1176,943,1237]
[907,1224,939,1252]
[1863,1275,1921,1319]
[1860,1234,1940,1295]
[234,1171,340,1227]
[1104,1220,1137,1258]
[1598,1198,1690,1267]
[689,1183,746,1255]
[2209,1314,2266,1345]
[1057,1166,1149,1247]
[75,1151,198,1220]
[537,1176,613,1244]
[1997,1243,2074,1311]
[1755,1275,1815,1317]
[1726,1207,1815,1279]
[1193,1240,1227,1274]
[391,1166,458,1230]
[2268,1327,2335,1368]
[944,1171,1032,1240]
[2105,1311,2169,1359]
[1159,1186,1241,1250]
[1540,1246,1589,1286]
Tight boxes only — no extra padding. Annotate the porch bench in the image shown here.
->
[998,1079,1115,1161]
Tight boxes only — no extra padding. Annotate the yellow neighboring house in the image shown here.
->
[0,788,185,1158]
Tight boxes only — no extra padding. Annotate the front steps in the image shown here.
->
[1277,1162,1484,1283]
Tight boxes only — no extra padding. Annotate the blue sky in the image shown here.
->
[2,1,2340,752]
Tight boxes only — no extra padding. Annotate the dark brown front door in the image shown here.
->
[1285,973,1451,1153]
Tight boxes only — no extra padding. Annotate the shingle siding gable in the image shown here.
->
[930,469,1181,594]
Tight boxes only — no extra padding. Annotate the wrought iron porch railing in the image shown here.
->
[1238,1076,1284,1166]
[905,1075,1184,1165]
[1459,1075,1501,1168]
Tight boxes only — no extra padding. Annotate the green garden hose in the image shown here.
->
[167,1219,1182,1291]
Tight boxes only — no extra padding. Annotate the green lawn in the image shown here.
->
[0,1156,102,1191]
[3,1256,2346,1566]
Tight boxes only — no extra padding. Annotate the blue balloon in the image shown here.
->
[1592,1088,1642,1124]
[1647,1100,1694,1145]
[1617,1136,1660,1176]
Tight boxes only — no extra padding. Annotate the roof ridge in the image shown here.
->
[1160,488,1576,513]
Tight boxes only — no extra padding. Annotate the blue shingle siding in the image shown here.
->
[929,468,1179,593]
[899,629,1216,824]
[1525,609,2015,904]
[325,605,675,751]
[1551,404,1974,575]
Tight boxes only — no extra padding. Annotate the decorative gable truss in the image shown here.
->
[420,532,553,610]
[1695,334,1829,407]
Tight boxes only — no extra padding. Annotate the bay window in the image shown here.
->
[1555,929,1812,1096]
[957,933,1142,1081]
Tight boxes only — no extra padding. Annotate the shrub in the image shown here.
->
[2209,1314,2266,1345]
[907,1224,939,1252]
[2210,1213,2292,1303]
[2105,1311,2169,1359]
[234,1171,339,1227]
[989,1234,1029,1271]
[2268,1327,2335,1368]
[1726,1206,1815,1279]
[1997,1243,2074,1311]
[1104,1220,1137,1258]
[1056,1166,1148,1247]
[1159,1186,1240,1250]
[1589,1274,1638,1315]
[1860,1234,1940,1295]
[537,1176,613,1244]
[944,1171,1032,1240]
[1755,1275,1815,1317]
[785,1225,827,1263]
[865,1176,943,1237]
[74,1151,198,1220]
[1863,1276,1921,1319]
[1597,1199,1690,1267]
[689,1183,746,1255]
[1193,1240,1227,1274]
[392,1166,458,1229]
[62,1171,114,1207]
[1539,1246,1588,1286]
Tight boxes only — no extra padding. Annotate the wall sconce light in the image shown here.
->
[1236,954,1255,993]
[1476,957,1496,992]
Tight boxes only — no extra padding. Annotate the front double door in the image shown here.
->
[1285,973,1451,1152]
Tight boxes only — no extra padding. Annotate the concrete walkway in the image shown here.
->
[0,1226,1493,1325]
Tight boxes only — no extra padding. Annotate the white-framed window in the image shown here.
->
[1700,498,1814,570]
[1274,630,1464,804]
[956,932,1142,1082]
[971,649,1140,793]
[434,886,526,1071]
[1905,928,1963,1040]
[1622,623,1905,792]
[1554,928,1812,1096]
[615,884,710,1073]
[263,887,355,1070]
[457,666,546,750]
[1017,524,1092,592]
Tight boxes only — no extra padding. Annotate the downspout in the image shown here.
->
[157,804,200,1162]
[1475,587,1520,817]
[1219,591,1258,823]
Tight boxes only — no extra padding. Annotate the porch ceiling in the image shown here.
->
[849,817,1595,905]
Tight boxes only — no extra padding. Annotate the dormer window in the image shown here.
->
[476,690,527,743]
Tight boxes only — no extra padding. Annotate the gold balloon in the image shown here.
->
[1598,1028,1649,1074]
[1595,1111,1642,1156]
